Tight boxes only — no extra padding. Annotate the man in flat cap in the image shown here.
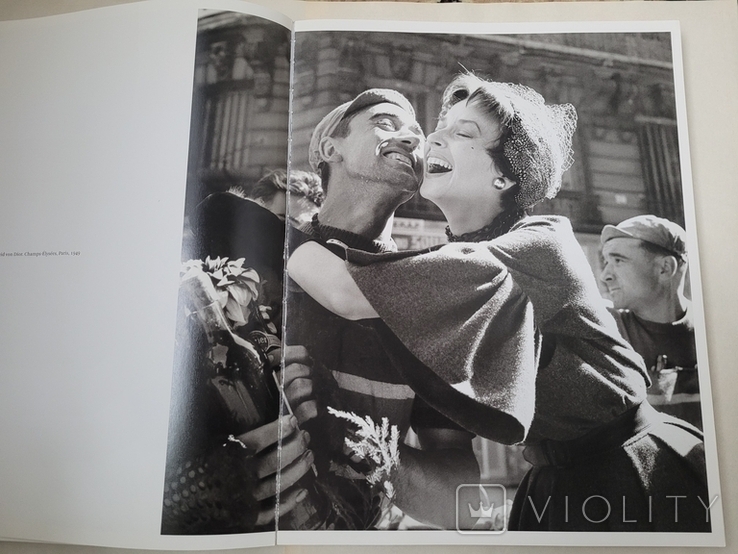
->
[282,89,479,530]
[600,214,702,429]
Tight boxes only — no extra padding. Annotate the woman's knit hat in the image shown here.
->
[442,74,578,209]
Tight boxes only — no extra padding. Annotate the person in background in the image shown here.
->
[600,214,702,429]
[191,168,322,328]
[238,168,324,225]
[162,169,317,534]
[287,169,324,226]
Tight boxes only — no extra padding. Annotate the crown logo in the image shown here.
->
[468,502,495,519]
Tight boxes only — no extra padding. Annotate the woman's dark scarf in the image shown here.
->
[445,208,526,243]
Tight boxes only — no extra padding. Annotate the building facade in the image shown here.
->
[184,12,291,216]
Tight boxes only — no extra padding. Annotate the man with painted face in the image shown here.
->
[282,89,480,530]
[600,215,702,429]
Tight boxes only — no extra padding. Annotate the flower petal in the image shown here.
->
[216,289,229,309]
[228,284,254,307]
[224,297,248,327]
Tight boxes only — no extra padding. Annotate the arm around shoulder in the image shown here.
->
[287,241,378,320]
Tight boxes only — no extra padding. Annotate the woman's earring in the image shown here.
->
[493,178,506,190]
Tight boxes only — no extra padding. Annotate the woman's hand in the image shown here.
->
[287,241,378,320]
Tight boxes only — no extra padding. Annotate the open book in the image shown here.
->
[0,0,733,550]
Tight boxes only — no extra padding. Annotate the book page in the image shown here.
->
[159,8,295,539]
[0,0,295,550]
[278,2,730,549]
[0,1,737,554]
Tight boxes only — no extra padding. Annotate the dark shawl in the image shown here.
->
[346,216,648,444]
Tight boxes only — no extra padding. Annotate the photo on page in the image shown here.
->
[160,10,295,536]
[281,22,722,545]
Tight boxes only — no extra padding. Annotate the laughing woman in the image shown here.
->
[287,74,710,532]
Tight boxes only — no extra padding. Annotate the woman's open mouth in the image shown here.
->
[426,156,452,174]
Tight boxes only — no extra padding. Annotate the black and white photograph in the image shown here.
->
[161,13,724,541]
[161,10,295,536]
[282,23,721,541]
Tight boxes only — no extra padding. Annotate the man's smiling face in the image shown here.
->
[330,102,425,200]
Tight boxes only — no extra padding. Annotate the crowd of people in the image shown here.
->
[164,72,710,534]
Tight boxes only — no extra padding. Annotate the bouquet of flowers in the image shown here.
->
[180,256,280,432]
[181,256,277,333]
